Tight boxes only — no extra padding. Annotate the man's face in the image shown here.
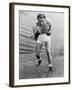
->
[38,17,45,24]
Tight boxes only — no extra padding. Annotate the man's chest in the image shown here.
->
[36,24,49,33]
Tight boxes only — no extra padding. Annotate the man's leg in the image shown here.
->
[45,40,53,72]
[35,43,42,67]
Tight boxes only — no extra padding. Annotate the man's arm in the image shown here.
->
[32,26,41,40]
[33,27,36,38]
[46,20,52,36]
[30,26,35,39]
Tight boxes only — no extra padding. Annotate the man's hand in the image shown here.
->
[46,29,52,36]
[34,30,40,40]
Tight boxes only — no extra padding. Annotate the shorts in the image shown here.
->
[37,34,51,44]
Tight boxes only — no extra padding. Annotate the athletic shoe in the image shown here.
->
[36,60,42,67]
[48,67,53,76]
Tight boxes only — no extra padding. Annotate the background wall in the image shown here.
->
[0,0,72,90]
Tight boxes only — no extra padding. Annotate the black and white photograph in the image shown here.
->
[19,11,64,79]
[9,3,70,87]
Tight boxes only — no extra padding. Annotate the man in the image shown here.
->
[32,13,53,74]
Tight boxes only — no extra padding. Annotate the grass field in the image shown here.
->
[19,11,64,79]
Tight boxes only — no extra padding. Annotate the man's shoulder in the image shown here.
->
[46,18,51,24]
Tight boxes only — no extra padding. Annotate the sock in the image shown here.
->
[49,64,52,67]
